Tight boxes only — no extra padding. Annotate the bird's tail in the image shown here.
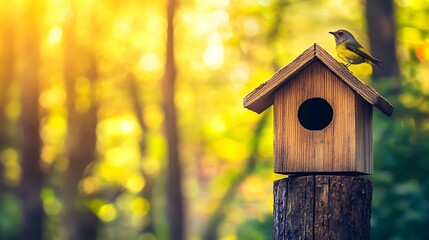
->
[369,57,383,68]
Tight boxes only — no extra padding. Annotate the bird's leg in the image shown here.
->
[345,62,351,68]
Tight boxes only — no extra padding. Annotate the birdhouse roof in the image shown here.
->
[243,43,393,116]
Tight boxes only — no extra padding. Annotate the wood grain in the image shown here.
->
[278,176,315,239]
[274,176,372,240]
[243,43,393,116]
[243,45,316,114]
[274,60,363,173]
[355,95,373,174]
[314,44,393,116]
[273,179,287,240]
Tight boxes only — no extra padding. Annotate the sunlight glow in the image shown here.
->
[98,204,117,222]
[48,26,63,44]
[125,174,145,193]
[113,18,131,36]
[139,52,162,71]
[243,18,259,37]
[97,116,142,139]
[209,10,229,26]
[41,146,56,165]
[209,116,226,133]
[131,197,150,216]
[40,86,66,109]
[105,147,140,168]
[416,43,429,61]
[399,27,422,44]
[40,115,67,154]
[0,148,20,186]
[81,177,99,194]
[219,235,237,240]
[203,44,224,69]
[211,138,248,162]
[212,0,230,8]
[143,104,164,129]
[229,65,249,87]
[118,119,137,134]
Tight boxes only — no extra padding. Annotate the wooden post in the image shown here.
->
[273,175,372,239]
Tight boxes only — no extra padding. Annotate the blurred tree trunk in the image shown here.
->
[203,1,286,238]
[163,0,185,239]
[19,1,45,239]
[127,73,156,236]
[366,0,401,87]
[62,11,100,240]
[0,2,15,192]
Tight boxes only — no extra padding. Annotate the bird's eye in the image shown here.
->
[338,31,343,36]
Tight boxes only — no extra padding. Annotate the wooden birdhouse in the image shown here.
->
[243,44,393,175]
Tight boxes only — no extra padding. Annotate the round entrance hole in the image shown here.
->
[297,98,333,130]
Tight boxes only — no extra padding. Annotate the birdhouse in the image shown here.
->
[243,44,393,175]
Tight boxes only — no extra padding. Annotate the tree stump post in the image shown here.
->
[273,175,372,239]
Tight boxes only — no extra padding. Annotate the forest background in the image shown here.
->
[0,0,429,239]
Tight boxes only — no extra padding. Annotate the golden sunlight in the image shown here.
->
[229,65,249,88]
[48,26,63,44]
[125,174,145,193]
[0,148,21,186]
[416,42,429,61]
[139,52,162,71]
[203,44,224,69]
[81,176,100,194]
[130,197,150,217]
[98,204,118,222]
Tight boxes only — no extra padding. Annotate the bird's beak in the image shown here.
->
[329,31,334,35]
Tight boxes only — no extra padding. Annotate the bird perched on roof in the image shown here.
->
[329,29,382,68]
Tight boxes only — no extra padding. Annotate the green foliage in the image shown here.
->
[236,215,273,240]
[371,79,429,239]
[0,194,20,240]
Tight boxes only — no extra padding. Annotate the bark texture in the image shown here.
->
[274,175,372,240]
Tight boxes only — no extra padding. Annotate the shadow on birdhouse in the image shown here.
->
[244,44,393,175]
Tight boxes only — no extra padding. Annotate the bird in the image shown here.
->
[329,29,382,68]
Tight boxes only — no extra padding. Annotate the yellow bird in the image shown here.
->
[329,29,382,68]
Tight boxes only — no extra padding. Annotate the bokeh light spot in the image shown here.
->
[243,19,259,37]
[230,66,249,87]
[48,26,63,44]
[416,43,429,61]
[81,177,99,194]
[139,53,162,71]
[41,188,62,216]
[98,204,117,222]
[131,197,150,216]
[203,44,224,69]
[0,148,21,186]
[125,174,145,193]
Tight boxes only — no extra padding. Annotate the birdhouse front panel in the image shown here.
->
[244,44,392,176]
[273,60,367,174]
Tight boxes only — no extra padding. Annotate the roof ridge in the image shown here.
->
[243,43,393,116]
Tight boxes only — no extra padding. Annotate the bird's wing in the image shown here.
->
[345,40,382,67]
